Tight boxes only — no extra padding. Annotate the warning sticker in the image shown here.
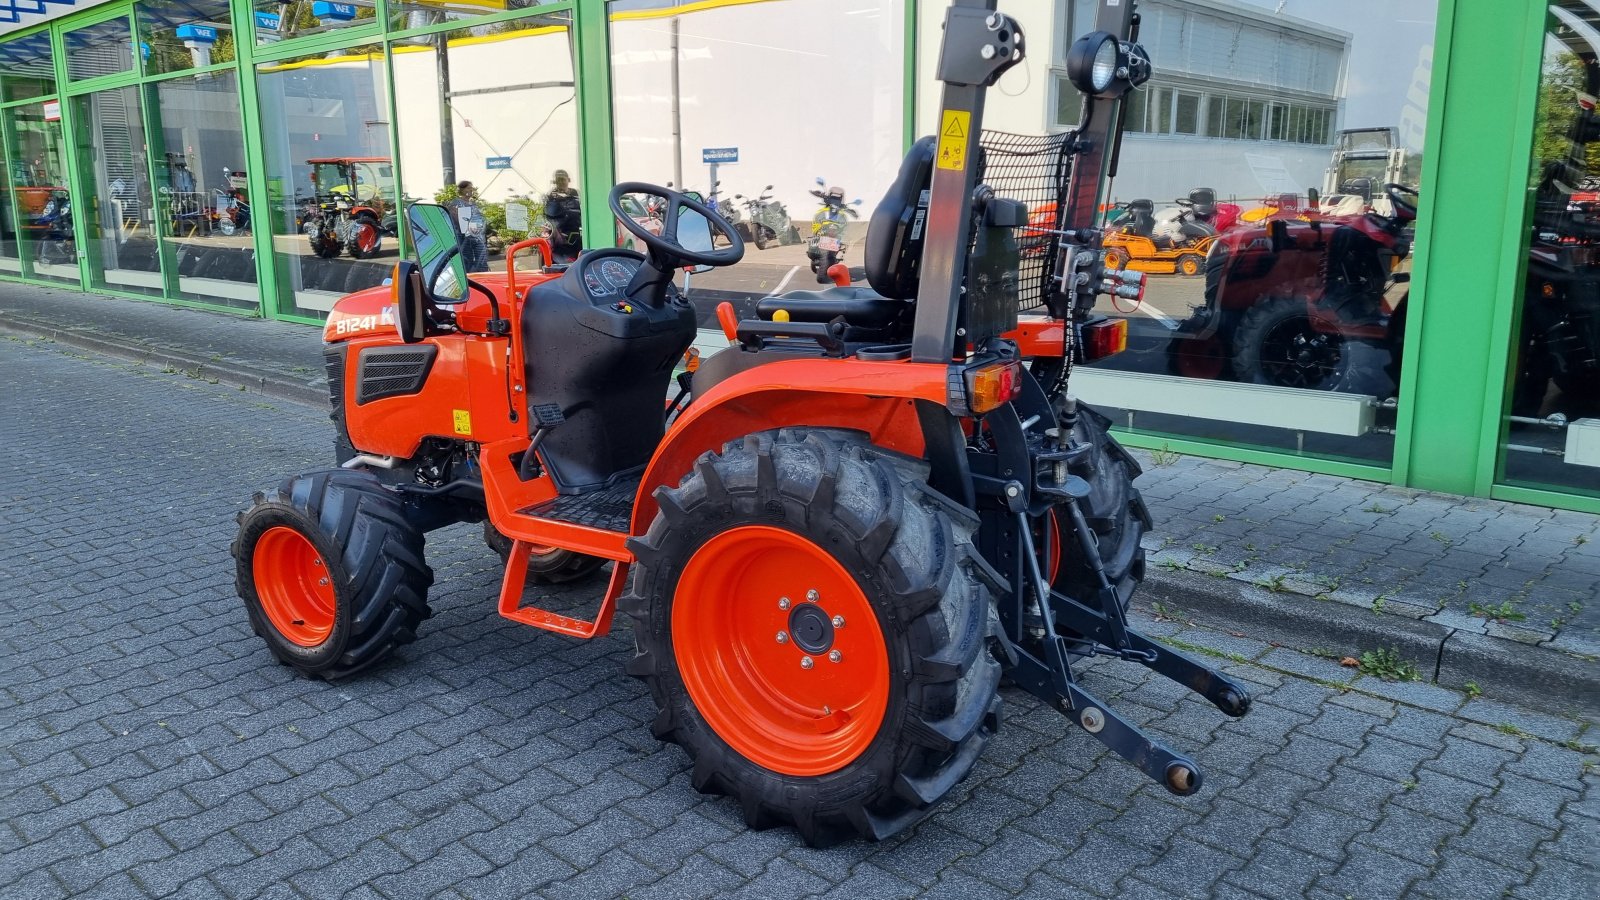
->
[936,110,970,171]
[453,409,472,435]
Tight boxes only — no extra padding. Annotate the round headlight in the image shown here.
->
[1091,38,1118,92]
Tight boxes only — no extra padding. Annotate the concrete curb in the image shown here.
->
[1142,567,1599,719]
[0,316,325,407]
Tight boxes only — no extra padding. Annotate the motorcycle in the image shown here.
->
[734,185,801,250]
[214,168,250,237]
[28,188,74,267]
[804,178,862,283]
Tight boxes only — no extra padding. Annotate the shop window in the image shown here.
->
[137,0,238,77]
[392,12,577,272]
[256,47,393,317]
[1068,0,1438,468]
[73,86,162,297]
[0,31,56,102]
[3,101,79,286]
[148,72,258,310]
[613,0,905,324]
[253,0,380,45]
[1123,86,1149,134]
[1499,4,1600,497]
[66,17,136,82]
[388,0,563,33]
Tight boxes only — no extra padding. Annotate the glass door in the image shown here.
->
[1498,0,1600,499]
[3,101,79,286]
[72,85,163,297]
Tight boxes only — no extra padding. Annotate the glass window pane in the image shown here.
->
[137,0,238,77]
[73,86,162,297]
[1152,87,1173,133]
[1082,0,1438,468]
[66,17,136,81]
[1057,74,1086,129]
[1175,91,1200,135]
[0,32,57,102]
[256,47,393,317]
[622,0,905,319]
[148,71,258,310]
[393,13,577,270]
[1500,11,1600,497]
[254,0,380,45]
[1123,86,1148,134]
[388,0,563,33]
[2,101,77,285]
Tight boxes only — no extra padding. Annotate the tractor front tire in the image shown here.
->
[622,429,1001,846]
[233,469,433,679]
[483,521,608,584]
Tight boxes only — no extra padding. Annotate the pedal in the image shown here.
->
[531,403,565,429]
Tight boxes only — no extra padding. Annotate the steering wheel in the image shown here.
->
[609,182,744,269]
[1384,183,1419,222]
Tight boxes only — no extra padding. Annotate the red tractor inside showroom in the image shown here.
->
[232,0,1251,845]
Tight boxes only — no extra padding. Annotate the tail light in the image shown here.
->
[1080,316,1128,361]
[963,360,1023,414]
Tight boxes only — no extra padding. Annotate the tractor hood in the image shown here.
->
[323,285,397,342]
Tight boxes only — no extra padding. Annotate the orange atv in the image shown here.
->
[231,0,1250,846]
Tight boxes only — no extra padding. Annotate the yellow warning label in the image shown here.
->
[936,109,970,171]
[452,409,472,435]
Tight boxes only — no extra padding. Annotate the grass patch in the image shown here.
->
[1357,647,1419,682]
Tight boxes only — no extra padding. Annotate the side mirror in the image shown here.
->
[406,202,467,304]
[393,261,429,344]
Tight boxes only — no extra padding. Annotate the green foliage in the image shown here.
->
[1357,647,1418,682]
[1468,599,1527,623]
[1464,681,1482,699]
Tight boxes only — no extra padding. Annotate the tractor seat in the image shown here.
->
[755,286,908,329]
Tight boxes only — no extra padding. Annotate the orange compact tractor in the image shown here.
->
[233,0,1251,845]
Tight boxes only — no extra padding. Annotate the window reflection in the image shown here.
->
[0,31,56,102]
[609,0,906,327]
[137,0,238,77]
[391,13,578,271]
[66,18,136,81]
[1501,0,1600,496]
[2,102,76,285]
[74,86,162,297]
[253,0,380,44]
[256,48,394,316]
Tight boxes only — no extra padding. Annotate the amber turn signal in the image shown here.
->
[967,361,1023,414]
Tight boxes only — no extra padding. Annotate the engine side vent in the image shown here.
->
[356,345,438,405]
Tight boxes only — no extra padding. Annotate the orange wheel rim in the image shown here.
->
[672,526,890,777]
[1046,509,1064,584]
[355,225,378,253]
[253,526,337,647]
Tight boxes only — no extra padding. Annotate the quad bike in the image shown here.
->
[232,1,1251,846]
[1164,182,1418,393]
[805,178,863,282]
[1102,190,1220,277]
[303,157,396,260]
[734,185,801,249]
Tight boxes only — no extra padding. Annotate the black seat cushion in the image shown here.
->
[755,286,908,328]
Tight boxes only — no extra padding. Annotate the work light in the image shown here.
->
[1066,31,1151,99]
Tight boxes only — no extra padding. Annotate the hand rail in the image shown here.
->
[505,236,554,297]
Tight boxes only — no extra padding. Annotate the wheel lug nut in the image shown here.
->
[318,578,329,586]
[313,559,322,567]
[829,650,842,663]
[831,615,845,628]
[800,656,814,669]
[778,597,791,610]
[806,589,819,603]
[776,631,789,644]
[822,705,832,715]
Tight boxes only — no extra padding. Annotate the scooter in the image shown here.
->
[735,185,801,250]
[805,178,862,283]
[215,167,250,237]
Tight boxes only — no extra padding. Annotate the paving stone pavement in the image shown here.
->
[2,335,1597,900]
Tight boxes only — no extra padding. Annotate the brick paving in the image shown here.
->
[2,334,1597,898]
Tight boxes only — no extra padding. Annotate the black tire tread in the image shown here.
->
[233,469,433,679]
[482,521,608,584]
[620,428,1000,846]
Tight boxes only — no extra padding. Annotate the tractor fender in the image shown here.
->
[628,357,949,536]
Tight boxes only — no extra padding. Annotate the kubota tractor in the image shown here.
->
[232,0,1251,845]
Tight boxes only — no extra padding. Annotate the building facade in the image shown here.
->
[1,0,1595,514]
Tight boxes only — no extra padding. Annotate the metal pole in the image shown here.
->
[1059,0,1138,233]
[437,32,456,188]
[670,16,684,189]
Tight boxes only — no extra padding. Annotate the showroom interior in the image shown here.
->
[0,0,1595,512]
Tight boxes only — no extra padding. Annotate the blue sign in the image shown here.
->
[702,147,739,164]
[485,157,512,170]
[254,11,281,29]
[312,2,358,21]
[175,24,218,44]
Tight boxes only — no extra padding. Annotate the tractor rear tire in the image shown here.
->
[1048,404,1150,614]
[232,469,433,679]
[622,429,1001,846]
[483,521,608,584]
